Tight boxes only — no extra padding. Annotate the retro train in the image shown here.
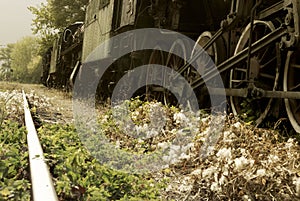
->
[41,0,300,132]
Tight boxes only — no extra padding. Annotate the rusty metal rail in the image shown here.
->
[22,90,58,201]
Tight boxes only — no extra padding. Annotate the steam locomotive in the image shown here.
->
[41,0,300,133]
[41,22,84,89]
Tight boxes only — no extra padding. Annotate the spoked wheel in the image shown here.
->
[164,39,189,105]
[191,31,225,67]
[189,31,226,108]
[284,50,300,133]
[146,46,167,102]
[230,20,280,126]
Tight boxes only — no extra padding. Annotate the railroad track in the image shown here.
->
[22,90,58,201]
[17,88,300,200]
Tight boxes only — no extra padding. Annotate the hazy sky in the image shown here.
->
[0,0,47,45]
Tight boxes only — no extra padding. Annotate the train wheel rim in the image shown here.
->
[164,39,188,105]
[284,51,300,133]
[191,31,218,64]
[190,31,226,108]
[166,39,188,71]
[229,20,280,126]
[146,45,167,102]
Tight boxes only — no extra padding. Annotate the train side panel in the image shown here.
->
[82,0,115,61]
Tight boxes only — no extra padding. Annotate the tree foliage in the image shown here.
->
[28,3,57,52]
[49,0,88,28]
[28,0,88,54]
[0,44,14,81]
[10,36,41,83]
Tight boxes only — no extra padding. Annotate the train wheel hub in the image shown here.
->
[230,20,280,126]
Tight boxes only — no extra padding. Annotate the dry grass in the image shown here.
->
[2,82,300,200]
[96,99,300,200]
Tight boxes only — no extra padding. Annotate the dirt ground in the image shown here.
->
[0,81,73,124]
[2,82,300,200]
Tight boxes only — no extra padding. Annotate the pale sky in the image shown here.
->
[0,0,47,46]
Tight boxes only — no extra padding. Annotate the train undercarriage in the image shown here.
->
[144,0,300,132]
[43,0,300,133]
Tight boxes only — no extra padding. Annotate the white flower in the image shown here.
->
[170,128,177,134]
[162,155,171,163]
[179,152,190,160]
[173,112,189,125]
[293,177,300,197]
[210,182,221,192]
[170,158,180,165]
[157,142,169,150]
[219,175,227,185]
[239,148,246,155]
[170,145,181,153]
[190,169,202,176]
[137,138,144,144]
[165,184,172,192]
[234,156,254,171]
[115,140,120,148]
[233,122,241,129]
[187,143,194,149]
[216,147,232,161]
[131,110,139,121]
[285,138,295,150]
[256,169,266,177]
[223,131,236,142]
[100,115,109,124]
[202,166,217,179]
[268,154,279,163]
[178,177,193,192]
[180,143,194,153]
[146,129,158,138]
[223,164,230,176]
[242,195,251,201]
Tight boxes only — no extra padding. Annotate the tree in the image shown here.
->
[10,37,40,83]
[49,0,88,29]
[0,44,14,81]
[27,55,42,83]
[28,0,88,53]
[28,2,57,53]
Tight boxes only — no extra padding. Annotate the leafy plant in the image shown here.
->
[0,94,14,127]
[0,121,31,201]
[38,124,163,200]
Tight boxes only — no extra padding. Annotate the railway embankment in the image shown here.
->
[1,82,300,200]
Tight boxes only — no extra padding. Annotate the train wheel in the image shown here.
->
[146,45,167,102]
[190,31,226,108]
[230,20,280,126]
[191,31,225,66]
[189,32,216,83]
[165,39,189,105]
[284,51,300,133]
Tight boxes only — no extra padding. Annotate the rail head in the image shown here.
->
[22,90,58,201]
